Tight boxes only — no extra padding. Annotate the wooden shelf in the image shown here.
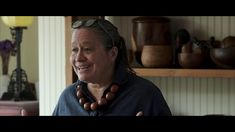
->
[133,68,235,78]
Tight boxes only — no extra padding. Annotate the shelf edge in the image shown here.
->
[133,68,235,78]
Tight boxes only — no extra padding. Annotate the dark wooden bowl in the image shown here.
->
[210,46,235,68]
[222,36,235,48]
[178,53,204,68]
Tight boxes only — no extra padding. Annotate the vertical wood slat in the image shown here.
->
[173,77,180,115]
[200,78,207,114]
[105,16,136,50]
[38,16,66,115]
[222,78,229,114]
[180,77,187,114]
[214,78,222,114]
[168,16,235,40]
[193,78,201,115]
[230,17,235,35]
[186,78,194,115]
[208,16,215,39]
[148,77,235,115]
[229,78,235,115]
[207,78,214,114]
[65,16,73,86]
[166,77,174,114]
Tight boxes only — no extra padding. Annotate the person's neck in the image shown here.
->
[87,80,112,101]
[88,67,115,100]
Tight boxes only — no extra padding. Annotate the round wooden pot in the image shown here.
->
[141,45,173,68]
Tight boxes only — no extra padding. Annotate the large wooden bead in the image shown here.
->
[84,102,91,110]
[98,98,107,106]
[90,102,98,110]
[110,84,119,93]
[79,97,86,105]
[106,92,115,101]
[76,85,80,90]
[76,89,83,98]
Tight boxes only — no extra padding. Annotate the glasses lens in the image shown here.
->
[72,20,82,29]
[72,19,97,29]
[85,19,96,27]
[72,19,115,47]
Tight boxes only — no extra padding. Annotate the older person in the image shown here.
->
[53,18,171,116]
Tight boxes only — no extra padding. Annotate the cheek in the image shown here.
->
[70,55,74,65]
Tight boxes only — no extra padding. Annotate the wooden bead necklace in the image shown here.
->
[76,84,119,111]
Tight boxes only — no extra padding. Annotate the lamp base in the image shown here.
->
[3,68,37,101]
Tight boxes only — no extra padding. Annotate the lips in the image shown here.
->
[75,64,90,72]
[78,66,89,70]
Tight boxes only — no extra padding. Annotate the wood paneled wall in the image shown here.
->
[106,16,235,115]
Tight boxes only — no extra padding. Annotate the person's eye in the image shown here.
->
[84,47,92,53]
[72,48,78,53]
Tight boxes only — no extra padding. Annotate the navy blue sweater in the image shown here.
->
[53,65,172,116]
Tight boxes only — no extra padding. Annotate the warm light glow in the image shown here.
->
[1,16,34,27]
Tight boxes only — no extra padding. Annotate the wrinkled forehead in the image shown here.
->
[71,28,103,43]
[72,19,117,47]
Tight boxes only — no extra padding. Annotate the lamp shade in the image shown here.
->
[1,16,34,27]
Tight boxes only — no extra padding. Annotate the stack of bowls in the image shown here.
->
[132,16,172,67]
[178,41,205,68]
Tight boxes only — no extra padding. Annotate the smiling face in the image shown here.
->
[70,28,118,84]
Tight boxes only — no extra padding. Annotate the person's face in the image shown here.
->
[70,28,118,83]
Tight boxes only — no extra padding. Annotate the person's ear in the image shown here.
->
[110,46,118,61]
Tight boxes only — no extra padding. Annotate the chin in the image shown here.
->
[78,76,90,82]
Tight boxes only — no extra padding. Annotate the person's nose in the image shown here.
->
[75,50,86,62]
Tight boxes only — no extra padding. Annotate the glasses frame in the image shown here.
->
[72,19,115,47]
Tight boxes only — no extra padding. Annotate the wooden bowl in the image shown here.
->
[222,36,235,48]
[141,45,173,68]
[210,47,235,68]
[178,53,204,68]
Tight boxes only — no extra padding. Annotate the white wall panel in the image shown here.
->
[144,77,235,115]
[38,16,66,115]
